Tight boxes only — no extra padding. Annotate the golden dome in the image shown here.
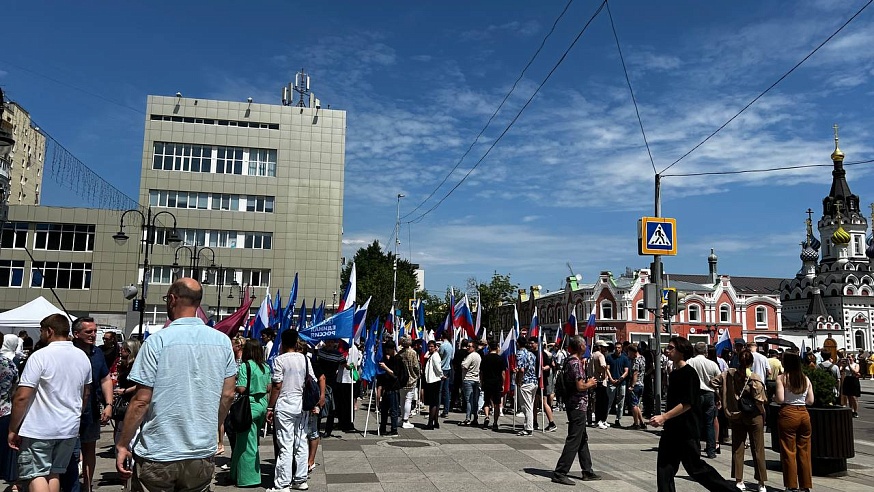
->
[832,225,851,245]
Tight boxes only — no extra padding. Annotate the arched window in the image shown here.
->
[755,306,767,328]
[688,304,701,322]
[720,304,731,323]
[600,300,613,320]
[636,301,647,320]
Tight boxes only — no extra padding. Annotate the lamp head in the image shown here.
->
[112,230,129,245]
[167,229,182,246]
[121,284,138,300]
[171,262,181,274]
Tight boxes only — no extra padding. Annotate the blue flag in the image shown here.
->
[361,318,381,382]
[281,274,299,332]
[297,301,307,330]
[298,307,355,344]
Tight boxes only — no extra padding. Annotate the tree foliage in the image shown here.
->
[340,240,418,326]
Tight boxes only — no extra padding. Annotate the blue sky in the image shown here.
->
[4,0,874,295]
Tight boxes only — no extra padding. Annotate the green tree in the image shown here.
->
[340,240,418,326]
[467,272,518,334]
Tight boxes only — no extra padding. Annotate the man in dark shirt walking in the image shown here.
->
[649,337,735,492]
[377,340,405,436]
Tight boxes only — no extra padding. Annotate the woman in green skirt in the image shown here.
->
[231,338,271,486]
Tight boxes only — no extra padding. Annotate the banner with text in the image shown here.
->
[299,306,355,343]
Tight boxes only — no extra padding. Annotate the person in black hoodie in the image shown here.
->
[377,341,406,436]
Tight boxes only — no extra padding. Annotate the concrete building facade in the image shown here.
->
[0,92,345,335]
[2,102,45,206]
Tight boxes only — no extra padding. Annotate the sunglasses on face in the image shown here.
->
[667,345,676,350]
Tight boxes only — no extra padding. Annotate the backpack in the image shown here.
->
[554,358,572,401]
[393,358,409,390]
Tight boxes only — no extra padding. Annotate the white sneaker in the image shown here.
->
[515,412,525,418]
[598,421,609,429]
[735,482,746,491]
[292,483,309,491]
[757,486,765,492]
[402,421,415,429]
[266,488,290,492]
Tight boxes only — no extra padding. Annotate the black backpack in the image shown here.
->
[554,358,572,400]
[393,357,409,390]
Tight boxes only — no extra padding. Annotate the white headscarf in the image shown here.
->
[1,334,21,360]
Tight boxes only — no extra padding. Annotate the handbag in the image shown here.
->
[229,362,253,430]
[736,376,760,416]
[111,393,129,422]
[302,356,321,412]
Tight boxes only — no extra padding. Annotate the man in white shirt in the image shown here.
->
[686,342,721,458]
[9,314,92,492]
[589,341,610,429]
[748,342,770,381]
[335,343,361,433]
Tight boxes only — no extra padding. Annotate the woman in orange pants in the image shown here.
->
[775,352,814,492]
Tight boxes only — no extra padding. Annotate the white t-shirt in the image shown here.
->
[337,344,361,384]
[272,351,315,415]
[19,341,92,439]
[751,351,770,381]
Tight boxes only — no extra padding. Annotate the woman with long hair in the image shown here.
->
[113,339,141,445]
[840,354,861,417]
[230,338,271,487]
[775,351,813,492]
[422,340,443,429]
[710,349,767,492]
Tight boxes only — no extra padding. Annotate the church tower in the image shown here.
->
[818,125,868,266]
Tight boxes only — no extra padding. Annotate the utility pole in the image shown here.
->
[391,193,405,330]
[652,173,663,416]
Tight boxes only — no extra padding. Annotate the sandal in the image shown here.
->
[215,445,225,456]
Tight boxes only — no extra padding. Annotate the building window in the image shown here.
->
[216,147,244,175]
[246,196,275,213]
[211,193,240,211]
[0,260,25,287]
[153,143,213,172]
[244,232,272,250]
[148,266,184,285]
[720,304,731,323]
[600,301,613,320]
[31,262,92,289]
[0,222,28,249]
[207,230,238,248]
[241,269,270,287]
[755,306,767,328]
[688,304,701,322]
[248,149,277,177]
[636,301,647,320]
[203,268,236,286]
[854,235,865,256]
[34,224,95,251]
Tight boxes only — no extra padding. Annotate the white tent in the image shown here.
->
[0,296,72,338]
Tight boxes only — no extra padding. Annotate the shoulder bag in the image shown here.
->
[302,356,321,412]
[736,376,760,417]
[229,361,253,430]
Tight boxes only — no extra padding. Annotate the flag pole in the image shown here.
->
[539,331,545,433]
[363,384,376,437]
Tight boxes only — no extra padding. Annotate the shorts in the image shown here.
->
[133,456,213,492]
[17,436,77,480]
[80,417,101,443]
[545,374,555,395]
[630,384,644,407]
[483,387,503,407]
[307,412,321,441]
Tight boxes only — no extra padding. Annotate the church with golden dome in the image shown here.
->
[780,127,874,351]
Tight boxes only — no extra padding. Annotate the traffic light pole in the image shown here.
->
[652,174,663,415]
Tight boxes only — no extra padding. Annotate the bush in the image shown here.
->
[803,366,838,406]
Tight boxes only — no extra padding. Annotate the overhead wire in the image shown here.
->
[406,0,608,224]
[659,0,874,174]
[399,0,576,220]
[605,0,657,175]
[663,158,874,177]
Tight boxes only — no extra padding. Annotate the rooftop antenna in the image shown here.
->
[282,68,315,107]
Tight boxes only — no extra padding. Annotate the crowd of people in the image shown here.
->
[0,278,861,492]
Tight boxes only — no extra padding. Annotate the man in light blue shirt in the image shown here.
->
[438,331,455,417]
[115,278,236,492]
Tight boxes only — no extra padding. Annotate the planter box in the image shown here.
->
[769,403,854,476]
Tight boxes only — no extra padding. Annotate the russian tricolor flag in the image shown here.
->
[338,263,356,312]
[583,306,597,339]
[499,328,517,395]
[528,306,539,339]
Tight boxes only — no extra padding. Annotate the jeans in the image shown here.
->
[554,407,594,476]
[403,388,417,421]
[273,408,309,488]
[462,380,481,421]
[379,389,399,433]
[606,382,626,422]
[440,369,452,415]
[59,437,81,492]
[699,391,717,455]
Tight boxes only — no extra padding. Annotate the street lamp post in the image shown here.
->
[227,282,246,308]
[203,264,234,320]
[391,193,405,330]
[113,208,181,336]
[172,245,216,280]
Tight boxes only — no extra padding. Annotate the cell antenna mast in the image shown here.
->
[281,68,318,108]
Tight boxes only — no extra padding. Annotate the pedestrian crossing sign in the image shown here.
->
[638,217,677,255]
